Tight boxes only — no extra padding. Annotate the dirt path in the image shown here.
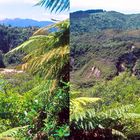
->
[0,68,23,74]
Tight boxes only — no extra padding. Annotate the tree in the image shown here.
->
[0,50,5,68]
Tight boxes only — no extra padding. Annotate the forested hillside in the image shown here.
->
[71,10,140,84]
[70,10,140,139]
[0,25,38,67]
[71,10,140,33]
[0,25,37,53]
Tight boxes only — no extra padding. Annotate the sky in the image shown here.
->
[71,0,140,14]
[0,0,69,21]
[1,0,140,21]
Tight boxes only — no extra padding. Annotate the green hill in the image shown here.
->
[71,10,140,33]
[0,25,38,67]
[70,10,140,86]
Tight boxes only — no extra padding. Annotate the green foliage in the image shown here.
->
[0,20,69,139]
[91,73,140,106]
[0,25,38,67]
[70,96,101,122]
[0,75,69,139]
[0,25,37,53]
[71,73,140,139]
[7,20,69,80]
[0,126,27,138]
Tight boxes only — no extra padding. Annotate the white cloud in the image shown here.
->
[71,0,140,14]
[0,0,38,4]
[23,0,38,4]
[0,14,6,20]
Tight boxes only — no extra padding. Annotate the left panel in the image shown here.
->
[0,0,70,139]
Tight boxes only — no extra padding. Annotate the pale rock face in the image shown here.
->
[87,66,101,78]
[94,68,101,78]
[131,45,135,51]
[120,63,126,71]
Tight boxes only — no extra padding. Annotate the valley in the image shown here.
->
[70,10,140,139]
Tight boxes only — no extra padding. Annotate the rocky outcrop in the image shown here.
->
[116,45,137,75]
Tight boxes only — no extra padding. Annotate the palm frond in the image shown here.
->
[36,0,69,13]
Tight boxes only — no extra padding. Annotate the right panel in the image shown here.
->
[70,0,140,139]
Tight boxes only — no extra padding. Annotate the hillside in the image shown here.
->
[70,10,140,86]
[0,18,53,27]
[71,10,140,33]
[0,24,39,67]
[70,10,140,139]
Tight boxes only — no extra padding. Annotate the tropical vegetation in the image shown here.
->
[0,0,69,139]
[70,9,140,139]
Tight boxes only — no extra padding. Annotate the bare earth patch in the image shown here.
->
[0,68,23,75]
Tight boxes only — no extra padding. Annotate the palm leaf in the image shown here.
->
[36,0,69,13]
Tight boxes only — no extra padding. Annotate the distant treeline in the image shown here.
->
[70,9,105,18]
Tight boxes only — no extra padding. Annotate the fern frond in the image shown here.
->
[6,35,49,55]
[0,126,27,138]
[73,97,101,106]
[6,20,69,80]
[100,104,134,119]
[70,97,101,122]
[71,104,140,131]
